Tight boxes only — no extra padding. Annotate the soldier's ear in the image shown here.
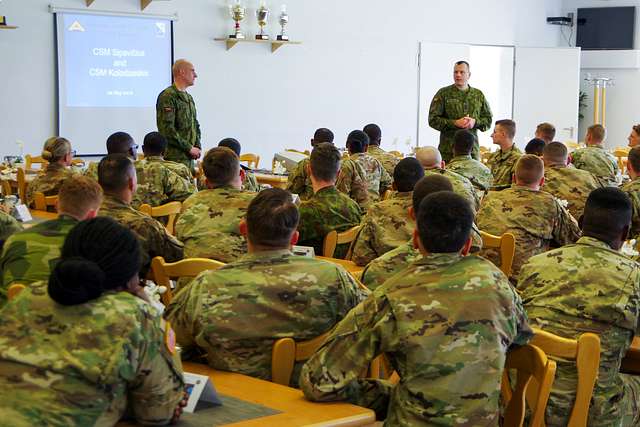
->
[239,219,248,237]
[440,160,446,169]
[460,236,473,256]
[412,228,421,252]
[290,230,299,246]
[408,206,416,221]
[539,176,545,187]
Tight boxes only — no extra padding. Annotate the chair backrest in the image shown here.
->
[151,256,225,304]
[139,201,182,235]
[481,150,492,165]
[502,344,557,427]
[16,168,27,203]
[239,153,260,169]
[530,328,600,427]
[33,192,58,212]
[322,225,362,259]
[7,283,26,301]
[71,158,86,167]
[1,180,12,197]
[285,148,310,156]
[613,147,630,174]
[388,150,403,159]
[479,230,516,277]
[271,330,331,386]
[25,155,48,171]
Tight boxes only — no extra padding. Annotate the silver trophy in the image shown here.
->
[255,2,270,40]
[228,0,246,39]
[277,4,289,41]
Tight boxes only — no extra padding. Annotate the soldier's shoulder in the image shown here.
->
[157,85,177,99]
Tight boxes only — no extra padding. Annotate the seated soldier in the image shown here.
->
[287,128,335,201]
[142,131,195,187]
[525,138,546,156]
[519,188,640,426]
[218,137,261,192]
[351,157,424,266]
[542,141,601,220]
[416,146,479,211]
[175,147,255,263]
[1,175,102,306]
[165,188,366,385]
[477,154,581,283]
[571,124,619,187]
[363,123,399,176]
[0,211,22,252]
[300,191,532,424]
[535,122,556,145]
[446,129,493,192]
[84,132,138,180]
[622,146,640,239]
[98,154,183,272]
[26,137,77,208]
[297,143,362,258]
[487,119,522,189]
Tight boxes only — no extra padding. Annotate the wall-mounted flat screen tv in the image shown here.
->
[576,7,635,50]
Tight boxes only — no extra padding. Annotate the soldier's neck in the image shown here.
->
[455,83,469,91]
[174,81,189,92]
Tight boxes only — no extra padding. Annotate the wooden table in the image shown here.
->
[621,337,640,374]
[316,256,365,280]
[253,172,288,189]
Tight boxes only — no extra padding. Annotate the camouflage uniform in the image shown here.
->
[351,192,414,267]
[144,155,196,191]
[175,186,255,263]
[447,154,494,192]
[336,157,371,208]
[156,84,201,170]
[477,185,581,283]
[350,153,392,203]
[622,177,640,239]
[367,145,400,177]
[571,145,619,187]
[165,250,367,386]
[241,166,262,193]
[0,215,78,306]
[543,165,601,220]
[297,186,362,259]
[486,145,522,189]
[424,168,480,212]
[0,212,22,249]
[0,282,184,426]
[519,236,640,426]
[428,84,493,162]
[131,159,194,209]
[26,163,76,207]
[286,158,314,201]
[99,194,184,270]
[300,253,532,424]
[83,161,99,181]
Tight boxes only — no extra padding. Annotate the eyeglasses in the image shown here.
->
[70,150,77,157]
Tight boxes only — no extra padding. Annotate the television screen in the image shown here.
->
[576,7,635,50]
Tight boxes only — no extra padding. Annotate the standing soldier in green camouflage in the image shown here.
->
[166,188,366,386]
[519,188,640,426]
[287,128,334,201]
[0,217,186,426]
[156,59,202,172]
[621,146,640,239]
[298,143,362,258]
[142,131,195,188]
[217,138,262,193]
[352,158,423,266]
[83,132,139,181]
[542,142,601,220]
[301,191,532,424]
[447,129,494,193]
[0,176,102,306]
[428,61,493,162]
[26,137,77,207]
[477,155,581,283]
[176,147,255,263]
[572,124,619,187]
[363,123,399,176]
[487,119,522,189]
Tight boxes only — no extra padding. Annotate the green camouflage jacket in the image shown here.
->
[300,253,532,425]
[349,153,392,202]
[519,236,640,426]
[26,163,77,207]
[486,145,522,189]
[367,145,400,177]
[144,155,196,191]
[0,282,184,426]
[131,159,194,209]
[622,177,640,240]
[0,211,22,250]
[165,250,367,386]
[175,186,255,263]
[543,165,602,221]
[571,145,619,187]
[447,154,494,192]
[424,168,480,212]
[286,157,314,201]
[83,161,99,181]
[336,157,371,208]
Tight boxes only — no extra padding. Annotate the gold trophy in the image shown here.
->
[228,0,246,39]
[277,4,289,41]
[255,1,270,40]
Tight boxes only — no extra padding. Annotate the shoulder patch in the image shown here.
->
[164,107,174,113]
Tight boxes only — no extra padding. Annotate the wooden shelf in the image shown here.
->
[214,37,301,53]
[0,25,18,30]
[141,0,153,10]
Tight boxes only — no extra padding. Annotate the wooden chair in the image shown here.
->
[613,147,630,175]
[481,150,492,165]
[502,344,557,427]
[139,201,182,235]
[322,225,362,260]
[1,180,12,197]
[479,231,516,277]
[71,158,86,167]
[7,283,26,301]
[151,256,225,305]
[271,330,332,386]
[239,153,260,169]
[530,328,600,427]
[389,150,403,159]
[285,148,310,156]
[16,168,27,203]
[33,192,58,212]
[25,155,48,172]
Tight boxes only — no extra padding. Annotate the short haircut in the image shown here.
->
[415,146,442,169]
[417,192,473,253]
[363,124,382,145]
[106,132,135,154]
[58,175,103,219]
[536,122,556,142]
[202,147,240,186]
[310,142,341,182]
[525,138,546,156]
[98,153,135,193]
[346,130,370,153]
[496,119,516,140]
[42,137,71,162]
[633,124,640,136]
[455,60,470,70]
[312,128,334,144]
[587,124,606,143]
[412,174,454,212]
[246,188,299,248]
[393,158,425,192]
[453,130,475,156]
[582,187,632,241]
[628,146,640,174]
[515,154,544,185]
[218,138,241,156]
[543,142,568,164]
[172,59,192,77]
[142,132,167,155]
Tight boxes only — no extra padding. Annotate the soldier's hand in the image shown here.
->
[465,117,476,129]
[454,118,468,128]
[170,391,189,424]
[189,147,202,159]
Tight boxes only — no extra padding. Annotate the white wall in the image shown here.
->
[0,0,563,164]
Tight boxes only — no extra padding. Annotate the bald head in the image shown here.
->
[172,59,197,89]
[172,59,192,76]
[415,147,442,169]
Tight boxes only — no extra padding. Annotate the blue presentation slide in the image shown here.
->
[62,13,172,108]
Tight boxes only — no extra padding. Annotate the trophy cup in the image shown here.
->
[255,2,270,40]
[277,4,289,41]
[228,0,246,39]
